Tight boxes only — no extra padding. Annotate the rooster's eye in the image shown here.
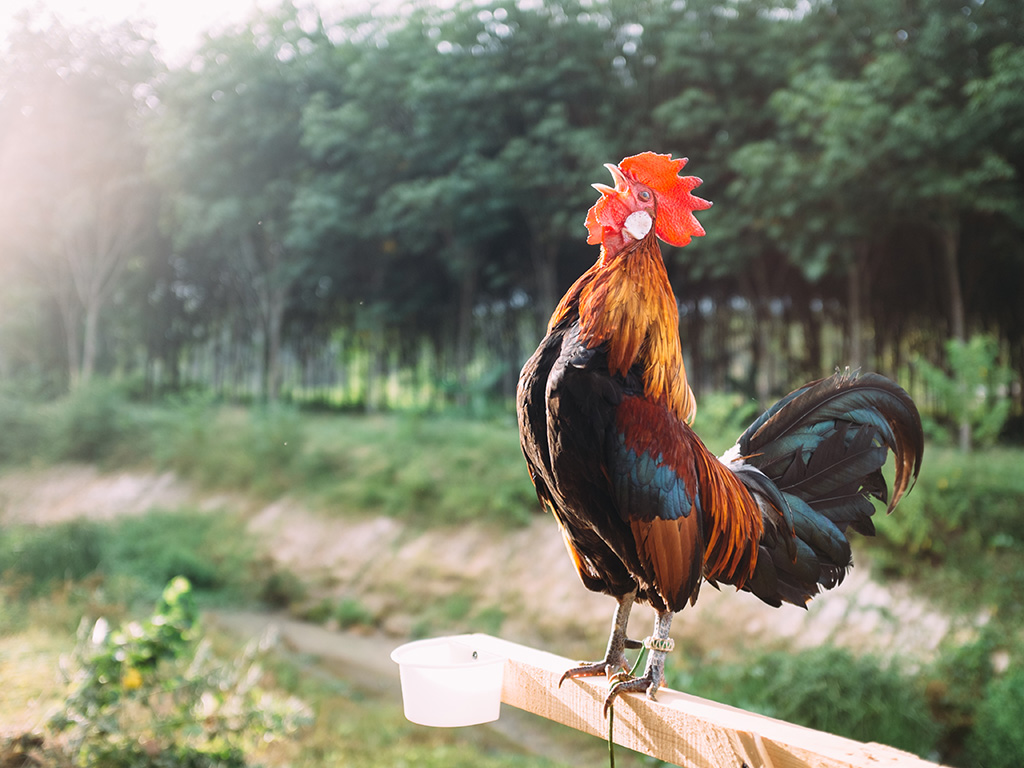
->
[638,190,651,202]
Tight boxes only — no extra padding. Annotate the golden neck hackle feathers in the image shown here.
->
[551,235,697,425]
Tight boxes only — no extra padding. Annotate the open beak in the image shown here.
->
[592,163,629,197]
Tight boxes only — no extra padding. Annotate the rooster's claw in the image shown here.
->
[558,655,630,688]
[603,673,660,717]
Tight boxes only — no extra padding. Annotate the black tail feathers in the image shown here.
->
[719,370,923,608]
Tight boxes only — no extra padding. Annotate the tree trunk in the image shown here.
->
[530,239,559,333]
[754,301,772,405]
[940,220,966,344]
[712,300,728,391]
[238,232,290,403]
[804,298,823,380]
[60,298,82,390]
[937,218,970,451]
[684,300,705,398]
[60,178,148,391]
[740,271,771,405]
[454,253,479,409]
[743,260,772,405]
[847,244,865,371]
[365,329,386,413]
[80,297,101,385]
[265,285,286,402]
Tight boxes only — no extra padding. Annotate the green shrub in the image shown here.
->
[471,604,506,635]
[871,446,1024,618]
[336,597,376,629]
[0,393,46,464]
[300,412,537,528]
[150,391,219,479]
[259,566,307,609]
[0,510,260,607]
[690,391,760,455]
[101,509,257,600]
[51,380,136,463]
[924,630,998,762]
[301,598,336,625]
[248,403,305,468]
[964,662,1024,768]
[153,399,305,497]
[51,577,311,768]
[915,334,1015,450]
[0,520,105,596]
[670,646,939,756]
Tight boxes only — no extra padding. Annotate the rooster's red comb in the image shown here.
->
[586,152,712,248]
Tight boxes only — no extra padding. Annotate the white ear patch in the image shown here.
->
[623,211,653,241]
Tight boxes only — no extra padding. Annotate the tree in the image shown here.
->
[637,0,812,399]
[292,0,624,403]
[722,0,1023,397]
[151,5,333,400]
[0,0,1020,420]
[0,15,160,388]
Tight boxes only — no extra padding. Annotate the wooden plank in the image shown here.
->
[469,634,944,768]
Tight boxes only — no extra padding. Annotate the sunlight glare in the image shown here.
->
[0,0,276,64]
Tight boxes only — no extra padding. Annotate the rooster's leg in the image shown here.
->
[603,610,673,716]
[558,591,639,685]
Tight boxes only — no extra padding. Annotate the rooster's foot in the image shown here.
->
[558,637,644,686]
[603,670,662,717]
[558,655,629,687]
[561,593,643,687]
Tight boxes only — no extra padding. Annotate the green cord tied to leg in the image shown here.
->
[607,642,652,768]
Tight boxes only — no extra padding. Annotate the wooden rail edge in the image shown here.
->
[469,634,944,768]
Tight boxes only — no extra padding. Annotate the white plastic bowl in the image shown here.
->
[390,635,505,727]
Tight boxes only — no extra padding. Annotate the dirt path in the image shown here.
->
[0,464,966,663]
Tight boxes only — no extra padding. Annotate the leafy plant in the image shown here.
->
[915,334,1016,451]
[690,392,760,455]
[925,629,999,761]
[336,597,376,630]
[153,400,305,497]
[0,520,105,597]
[101,510,256,599]
[50,380,139,463]
[51,577,311,767]
[0,392,47,464]
[258,565,307,609]
[963,662,1024,768]
[669,646,939,756]
[870,445,1024,621]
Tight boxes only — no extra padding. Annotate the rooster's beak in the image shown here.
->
[592,163,629,197]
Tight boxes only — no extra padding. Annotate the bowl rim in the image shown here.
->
[390,634,505,670]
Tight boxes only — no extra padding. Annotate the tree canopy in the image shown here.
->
[0,0,1021,434]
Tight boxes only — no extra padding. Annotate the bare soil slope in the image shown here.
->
[0,464,961,662]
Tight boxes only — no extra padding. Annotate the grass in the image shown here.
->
[0,510,275,620]
[870,444,1024,621]
[6,383,1024,631]
[667,646,939,757]
[3,384,1024,766]
[89,394,539,529]
[0,382,540,528]
[0,591,568,768]
[0,561,608,768]
[297,411,537,527]
[0,626,68,734]
[282,681,565,768]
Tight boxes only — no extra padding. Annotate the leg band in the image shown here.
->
[643,636,675,653]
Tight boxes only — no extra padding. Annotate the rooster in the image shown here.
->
[516,152,923,713]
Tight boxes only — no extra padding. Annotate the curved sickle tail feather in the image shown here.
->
[717,370,924,608]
